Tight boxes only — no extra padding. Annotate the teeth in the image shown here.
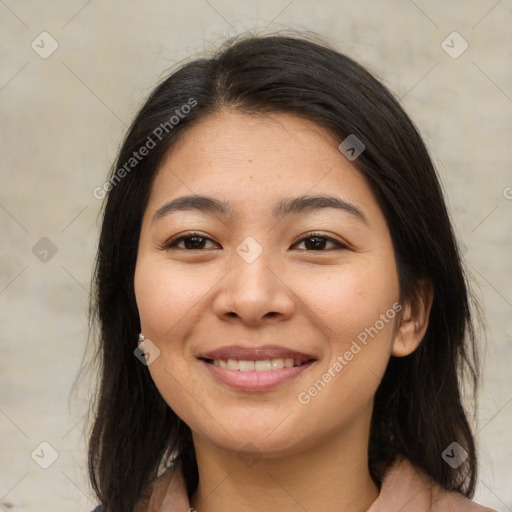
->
[239,360,255,371]
[271,358,284,370]
[255,360,271,371]
[227,359,239,370]
[212,358,306,370]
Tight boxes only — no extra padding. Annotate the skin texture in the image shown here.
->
[134,110,431,512]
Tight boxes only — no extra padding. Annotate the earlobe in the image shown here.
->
[391,280,434,357]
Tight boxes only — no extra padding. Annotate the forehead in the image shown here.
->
[160,110,340,169]
[146,110,380,223]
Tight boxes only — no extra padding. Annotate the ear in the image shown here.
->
[392,279,434,357]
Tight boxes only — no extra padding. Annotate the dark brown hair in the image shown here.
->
[87,33,480,511]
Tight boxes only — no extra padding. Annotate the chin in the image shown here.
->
[192,420,315,459]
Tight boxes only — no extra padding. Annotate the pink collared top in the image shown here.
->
[135,458,497,512]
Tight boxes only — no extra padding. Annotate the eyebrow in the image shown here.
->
[152,194,367,224]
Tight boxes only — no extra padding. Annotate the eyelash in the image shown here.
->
[162,231,348,251]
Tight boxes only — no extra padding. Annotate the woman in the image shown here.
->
[88,33,495,511]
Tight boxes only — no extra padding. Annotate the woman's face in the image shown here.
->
[134,111,403,457]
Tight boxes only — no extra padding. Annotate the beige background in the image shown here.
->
[1,1,511,510]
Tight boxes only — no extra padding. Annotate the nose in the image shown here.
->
[212,247,295,326]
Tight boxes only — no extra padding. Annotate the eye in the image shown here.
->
[292,232,347,251]
[163,232,220,250]
[162,231,347,251]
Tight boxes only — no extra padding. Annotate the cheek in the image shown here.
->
[134,258,206,423]
[134,258,210,339]
[299,255,399,348]
[294,268,399,437]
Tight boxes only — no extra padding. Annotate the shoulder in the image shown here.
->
[135,462,191,511]
[89,464,189,512]
[369,458,497,512]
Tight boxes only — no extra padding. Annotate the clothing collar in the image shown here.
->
[139,457,495,512]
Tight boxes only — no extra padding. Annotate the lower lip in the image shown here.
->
[201,360,314,391]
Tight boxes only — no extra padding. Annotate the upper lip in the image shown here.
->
[198,344,316,363]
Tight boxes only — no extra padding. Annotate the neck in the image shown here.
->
[189,409,379,512]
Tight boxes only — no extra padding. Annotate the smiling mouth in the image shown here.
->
[201,357,315,371]
[200,356,316,391]
[197,344,317,390]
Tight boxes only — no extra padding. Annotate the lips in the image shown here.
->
[198,344,317,391]
[198,344,316,363]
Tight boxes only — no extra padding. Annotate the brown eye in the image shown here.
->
[164,233,220,250]
[293,233,347,251]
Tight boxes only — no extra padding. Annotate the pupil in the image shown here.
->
[186,236,204,249]
[307,237,325,250]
